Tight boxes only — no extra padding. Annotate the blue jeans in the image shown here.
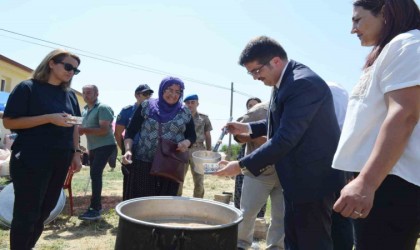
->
[88,144,116,210]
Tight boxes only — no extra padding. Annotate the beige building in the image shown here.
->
[0,54,85,107]
[0,54,33,92]
[0,54,86,147]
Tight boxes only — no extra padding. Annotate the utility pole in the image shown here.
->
[227,82,234,159]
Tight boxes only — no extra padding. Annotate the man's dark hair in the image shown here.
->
[239,36,288,66]
[246,97,262,109]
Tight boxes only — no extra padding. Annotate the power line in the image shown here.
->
[0,28,254,97]
[0,34,58,51]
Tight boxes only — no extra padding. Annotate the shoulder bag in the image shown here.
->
[150,123,188,183]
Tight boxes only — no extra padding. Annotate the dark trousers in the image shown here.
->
[354,175,420,250]
[107,147,118,169]
[126,160,179,199]
[331,209,354,250]
[9,148,72,250]
[88,144,116,210]
[121,163,131,201]
[284,193,335,250]
[234,174,244,209]
[121,142,134,201]
[331,189,354,250]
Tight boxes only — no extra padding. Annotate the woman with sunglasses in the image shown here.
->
[3,49,83,250]
[122,76,196,198]
[332,0,420,249]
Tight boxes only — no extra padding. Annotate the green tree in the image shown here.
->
[220,143,242,161]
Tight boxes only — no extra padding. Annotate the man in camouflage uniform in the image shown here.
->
[178,94,212,198]
[114,84,154,200]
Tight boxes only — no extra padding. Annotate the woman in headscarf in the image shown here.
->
[122,76,196,198]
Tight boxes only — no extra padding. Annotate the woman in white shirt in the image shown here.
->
[332,0,420,249]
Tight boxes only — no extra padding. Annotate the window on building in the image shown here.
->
[0,80,5,91]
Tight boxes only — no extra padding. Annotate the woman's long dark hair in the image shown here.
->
[353,0,420,68]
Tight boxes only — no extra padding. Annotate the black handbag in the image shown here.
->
[150,123,188,183]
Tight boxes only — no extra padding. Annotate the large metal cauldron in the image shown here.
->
[115,196,243,250]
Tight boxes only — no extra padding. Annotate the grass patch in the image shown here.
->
[0,164,241,249]
[1,164,418,249]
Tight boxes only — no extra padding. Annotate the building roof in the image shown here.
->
[0,54,33,73]
[0,54,82,96]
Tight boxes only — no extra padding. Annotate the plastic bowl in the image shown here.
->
[192,150,222,174]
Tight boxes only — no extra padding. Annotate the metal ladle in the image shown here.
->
[212,117,233,152]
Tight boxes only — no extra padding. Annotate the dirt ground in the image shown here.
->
[0,164,252,249]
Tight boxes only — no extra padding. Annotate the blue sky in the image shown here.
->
[1,0,419,145]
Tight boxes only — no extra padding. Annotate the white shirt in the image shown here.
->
[332,29,420,186]
[327,81,349,130]
[248,61,289,134]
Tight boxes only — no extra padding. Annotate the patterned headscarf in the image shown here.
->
[148,76,185,123]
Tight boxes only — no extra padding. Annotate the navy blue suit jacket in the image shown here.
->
[242,60,345,203]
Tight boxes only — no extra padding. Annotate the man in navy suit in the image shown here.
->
[216,36,345,250]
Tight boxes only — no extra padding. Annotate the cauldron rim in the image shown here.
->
[115,196,243,230]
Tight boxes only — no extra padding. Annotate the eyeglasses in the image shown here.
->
[57,62,80,75]
[141,92,152,97]
[164,89,182,96]
[247,59,272,77]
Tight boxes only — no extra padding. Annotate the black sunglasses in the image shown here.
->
[141,92,152,97]
[136,91,152,97]
[57,62,80,75]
